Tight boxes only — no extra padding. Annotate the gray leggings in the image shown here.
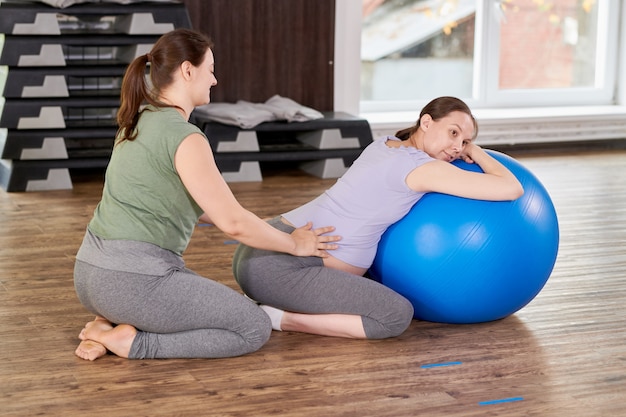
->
[232,217,414,339]
[74,260,271,359]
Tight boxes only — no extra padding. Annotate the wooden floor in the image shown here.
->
[1,148,625,417]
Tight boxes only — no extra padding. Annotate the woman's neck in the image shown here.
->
[157,94,190,121]
[408,132,423,150]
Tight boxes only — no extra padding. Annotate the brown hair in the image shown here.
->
[116,28,214,142]
[395,96,478,141]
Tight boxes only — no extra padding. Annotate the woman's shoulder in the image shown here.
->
[371,136,432,160]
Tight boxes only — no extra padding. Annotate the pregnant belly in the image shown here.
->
[323,255,367,277]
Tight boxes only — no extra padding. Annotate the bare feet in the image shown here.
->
[75,339,107,361]
[75,316,137,360]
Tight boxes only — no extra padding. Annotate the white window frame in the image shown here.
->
[334,0,362,116]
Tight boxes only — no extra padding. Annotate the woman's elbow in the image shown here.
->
[209,206,253,239]
[219,219,247,239]
[509,182,524,200]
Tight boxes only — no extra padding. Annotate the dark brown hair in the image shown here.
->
[395,96,478,141]
[116,28,214,142]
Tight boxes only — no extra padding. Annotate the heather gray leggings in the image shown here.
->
[232,217,414,339]
[74,259,271,359]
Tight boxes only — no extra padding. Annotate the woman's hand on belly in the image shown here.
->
[281,217,365,276]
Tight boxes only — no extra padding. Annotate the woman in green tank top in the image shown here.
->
[73,29,339,361]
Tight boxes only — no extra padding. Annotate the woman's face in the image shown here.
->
[422,111,475,162]
[193,48,218,106]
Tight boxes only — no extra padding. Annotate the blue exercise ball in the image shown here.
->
[369,150,559,324]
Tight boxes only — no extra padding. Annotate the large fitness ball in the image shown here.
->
[369,150,559,324]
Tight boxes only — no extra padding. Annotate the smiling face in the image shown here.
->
[420,111,476,162]
[191,48,218,106]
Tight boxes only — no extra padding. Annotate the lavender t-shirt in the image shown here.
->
[283,136,435,268]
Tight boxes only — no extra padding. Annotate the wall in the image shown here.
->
[182,0,335,111]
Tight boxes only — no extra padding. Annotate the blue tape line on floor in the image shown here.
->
[420,361,462,369]
[479,397,524,406]
[224,240,239,245]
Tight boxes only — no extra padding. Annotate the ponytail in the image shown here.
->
[116,54,152,142]
[395,125,418,141]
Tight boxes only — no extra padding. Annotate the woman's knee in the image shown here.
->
[240,310,272,354]
[249,322,272,353]
[392,296,415,335]
[363,296,414,339]
[237,299,272,342]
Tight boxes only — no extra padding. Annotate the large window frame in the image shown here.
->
[335,0,625,115]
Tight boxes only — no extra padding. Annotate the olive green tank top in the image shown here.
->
[88,106,205,255]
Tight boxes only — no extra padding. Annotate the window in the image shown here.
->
[361,0,476,102]
[355,0,621,112]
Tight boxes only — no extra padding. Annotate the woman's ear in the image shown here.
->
[420,114,432,131]
[180,60,193,81]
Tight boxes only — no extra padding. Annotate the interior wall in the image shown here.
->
[182,0,335,111]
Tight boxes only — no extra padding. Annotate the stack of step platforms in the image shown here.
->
[0,1,190,191]
[190,111,374,182]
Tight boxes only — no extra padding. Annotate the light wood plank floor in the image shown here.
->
[1,148,625,417]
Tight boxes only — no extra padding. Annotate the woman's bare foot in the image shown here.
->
[76,316,137,359]
[75,317,111,361]
[75,340,107,361]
